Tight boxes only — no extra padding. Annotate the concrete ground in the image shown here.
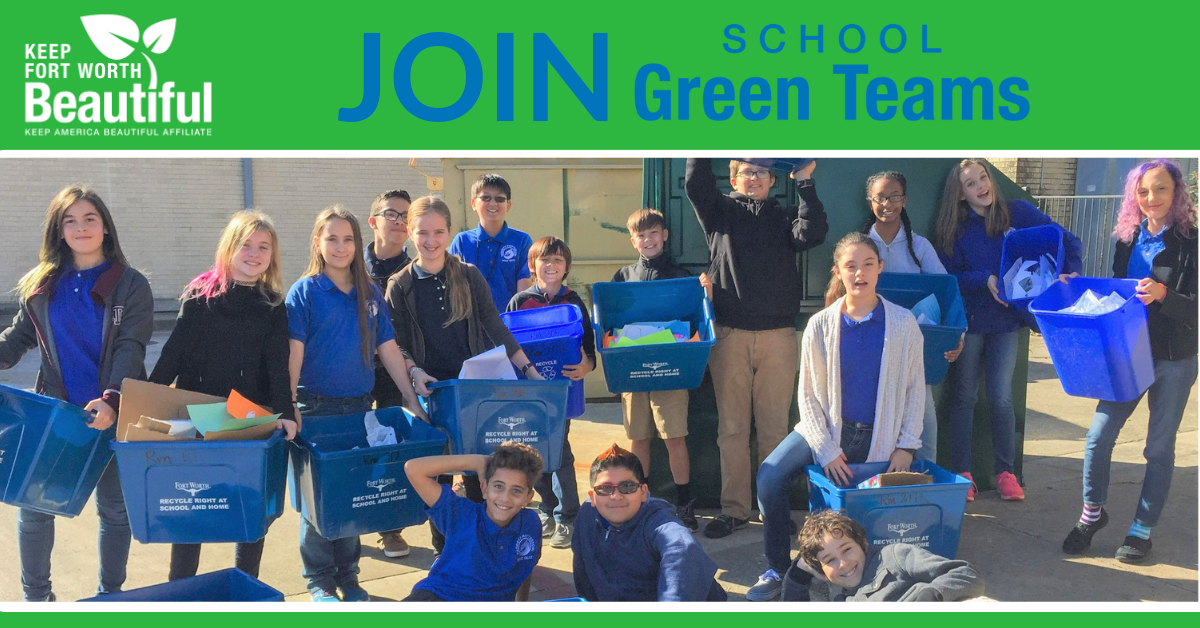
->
[0,332,1195,602]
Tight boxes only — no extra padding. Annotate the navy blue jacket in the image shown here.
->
[571,497,726,602]
[938,200,1082,334]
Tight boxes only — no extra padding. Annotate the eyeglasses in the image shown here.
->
[866,195,906,205]
[592,481,643,496]
[477,194,509,204]
[735,170,773,181]
[373,209,407,223]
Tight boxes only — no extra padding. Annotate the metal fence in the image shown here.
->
[1033,195,1123,278]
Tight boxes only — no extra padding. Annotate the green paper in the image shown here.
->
[613,328,677,347]
[186,402,280,436]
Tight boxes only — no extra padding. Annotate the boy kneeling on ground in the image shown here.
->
[403,443,544,601]
[784,510,983,602]
[572,444,727,601]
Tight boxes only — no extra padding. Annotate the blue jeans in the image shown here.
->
[756,423,873,574]
[918,385,938,463]
[18,458,129,600]
[949,331,1018,475]
[296,390,373,592]
[1082,355,1197,527]
[535,418,579,525]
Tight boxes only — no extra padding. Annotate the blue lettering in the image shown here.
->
[634,64,670,121]
[761,25,785,53]
[393,32,482,123]
[497,34,513,121]
[724,24,746,53]
[999,77,1030,120]
[839,24,865,53]
[880,24,906,53]
[903,77,934,120]
[339,33,379,122]
[833,64,868,119]
[533,33,608,121]
[739,77,771,120]
[867,76,897,120]
[776,77,809,120]
[800,25,823,53]
[703,77,734,121]
[678,76,700,120]
[922,25,941,53]
[941,76,993,120]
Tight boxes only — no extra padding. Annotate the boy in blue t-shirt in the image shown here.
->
[402,442,545,601]
[449,173,533,312]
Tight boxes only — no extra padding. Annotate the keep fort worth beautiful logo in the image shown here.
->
[23,14,213,138]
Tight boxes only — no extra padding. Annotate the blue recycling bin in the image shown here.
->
[806,460,971,559]
[427,379,569,469]
[501,304,586,418]
[111,431,288,543]
[1029,277,1154,402]
[999,224,1067,306]
[0,383,113,517]
[79,568,283,602]
[592,277,715,393]
[877,273,968,386]
[288,407,448,540]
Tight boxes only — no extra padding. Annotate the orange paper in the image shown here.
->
[227,389,270,420]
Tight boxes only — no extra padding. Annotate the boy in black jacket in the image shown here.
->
[506,236,596,550]
[684,158,828,598]
[611,209,698,531]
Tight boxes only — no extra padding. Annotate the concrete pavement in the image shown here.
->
[0,332,1195,602]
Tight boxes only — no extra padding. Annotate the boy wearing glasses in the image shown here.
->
[450,173,533,312]
[683,159,828,548]
[366,189,414,559]
[571,444,727,602]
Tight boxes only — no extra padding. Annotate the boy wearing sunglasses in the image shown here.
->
[571,444,727,601]
[449,173,534,312]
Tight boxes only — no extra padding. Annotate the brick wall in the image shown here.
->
[0,159,442,307]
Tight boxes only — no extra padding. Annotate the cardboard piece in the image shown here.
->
[117,379,277,443]
[856,471,934,490]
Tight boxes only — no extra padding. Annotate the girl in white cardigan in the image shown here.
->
[747,232,926,601]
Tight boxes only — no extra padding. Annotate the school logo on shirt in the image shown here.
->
[368,300,379,317]
[514,534,536,561]
[111,305,123,326]
[500,245,518,262]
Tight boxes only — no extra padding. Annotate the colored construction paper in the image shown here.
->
[186,402,279,436]
[227,389,271,419]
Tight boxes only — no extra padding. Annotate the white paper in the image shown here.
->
[1004,255,1057,300]
[1003,256,1024,300]
[364,410,398,447]
[162,419,197,438]
[1059,290,1126,316]
[458,345,518,380]
[915,312,935,325]
[910,294,942,326]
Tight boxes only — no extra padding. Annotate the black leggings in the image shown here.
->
[169,539,266,580]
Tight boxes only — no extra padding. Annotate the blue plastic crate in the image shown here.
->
[876,273,968,386]
[288,407,447,540]
[0,383,113,517]
[79,568,283,602]
[1029,278,1154,402]
[112,431,288,544]
[501,304,586,418]
[592,277,715,393]
[999,224,1066,306]
[806,460,971,559]
[427,379,569,469]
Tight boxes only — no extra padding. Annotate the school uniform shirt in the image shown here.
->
[365,241,411,291]
[412,264,473,381]
[506,284,597,366]
[937,200,1083,335]
[49,261,110,406]
[611,253,692,283]
[286,274,394,398]
[412,485,542,602]
[1125,221,1168,281]
[867,225,946,275]
[1113,225,1198,362]
[449,222,532,313]
[839,301,886,425]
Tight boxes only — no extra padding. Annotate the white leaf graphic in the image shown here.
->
[80,15,139,60]
[143,18,176,54]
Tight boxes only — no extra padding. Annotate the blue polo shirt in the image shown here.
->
[1126,221,1167,281]
[449,222,532,312]
[49,261,110,406]
[413,484,542,602]
[840,300,886,425]
[286,274,395,398]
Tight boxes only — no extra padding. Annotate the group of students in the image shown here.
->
[0,158,1192,603]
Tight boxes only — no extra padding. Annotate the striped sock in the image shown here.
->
[1128,523,1151,540]
[1080,504,1102,526]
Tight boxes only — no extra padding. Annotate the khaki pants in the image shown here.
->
[709,325,799,520]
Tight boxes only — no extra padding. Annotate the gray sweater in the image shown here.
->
[812,543,984,602]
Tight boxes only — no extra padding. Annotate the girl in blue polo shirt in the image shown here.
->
[934,159,1083,503]
[150,210,298,582]
[859,170,963,465]
[1062,160,1197,563]
[0,186,154,602]
[286,205,426,603]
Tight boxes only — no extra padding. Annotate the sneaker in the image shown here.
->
[1115,536,1152,563]
[339,582,370,602]
[961,472,977,502]
[996,471,1025,501]
[539,511,555,538]
[27,592,56,602]
[745,569,782,601]
[703,514,749,539]
[379,531,411,558]
[1062,508,1108,554]
[549,522,573,549]
[310,588,341,602]
[676,501,699,532]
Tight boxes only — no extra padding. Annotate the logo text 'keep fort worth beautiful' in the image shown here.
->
[23,15,213,138]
